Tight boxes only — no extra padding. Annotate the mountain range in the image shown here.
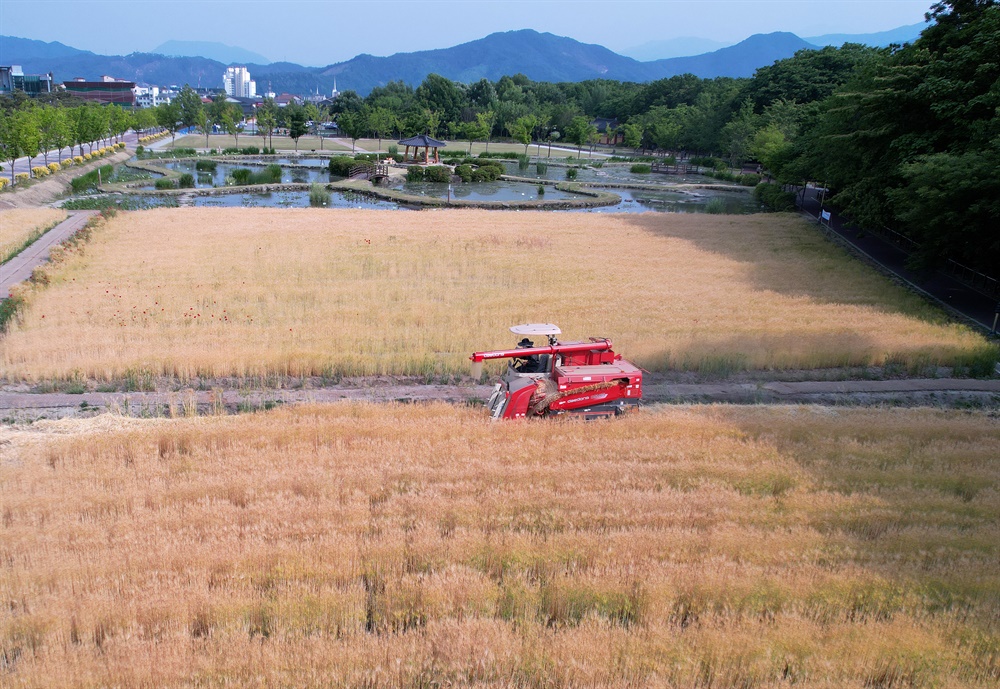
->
[1,24,924,97]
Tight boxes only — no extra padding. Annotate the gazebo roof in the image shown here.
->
[398,134,447,148]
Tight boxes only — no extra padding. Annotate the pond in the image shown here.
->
[582,188,758,214]
[500,160,720,186]
[190,189,401,210]
[129,161,336,189]
[397,180,579,202]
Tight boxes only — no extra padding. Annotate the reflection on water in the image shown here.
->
[398,180,577,202]
[190,190,400,210]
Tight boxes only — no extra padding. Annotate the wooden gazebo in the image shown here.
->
[399,134,447,164]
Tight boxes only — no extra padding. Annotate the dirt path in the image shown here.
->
[2,377,998,421]
[0,210,98,298]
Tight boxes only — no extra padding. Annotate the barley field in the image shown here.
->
[1,404,997,686]
[0,208,993,383]
[0,208,66,264]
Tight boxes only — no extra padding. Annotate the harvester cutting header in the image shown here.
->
[471,324,643,420]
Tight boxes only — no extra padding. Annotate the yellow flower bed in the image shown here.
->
[15,172,29,184]
[73,156,84,164]
[31,166,49,177]
[61,160,74,169]
[48,162,61,173]
[0,177,9,190]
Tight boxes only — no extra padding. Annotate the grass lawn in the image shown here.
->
[0,208,66,264]
[167,133,351,153]
[1,208,993,383]
[1,403,997,686]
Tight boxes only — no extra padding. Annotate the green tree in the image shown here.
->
[132,108,158,138]
[36,105,69,165]
[475,110,495,153]
[107,104,129,144]
[156,100,183,145]
[415,74,466,124]
[462,117,488,154]
[510,114,540,155]
[368,106,396,151]
[176,85,204,131]
[286,103,308,151]
[622,122,642,152]
[222,106,244,148]
[565,116,597,156]
[719,99,758,166]
[338,109,368,153]
[256,99,277,149]
[0,108,26,183]
[196,107,211,148]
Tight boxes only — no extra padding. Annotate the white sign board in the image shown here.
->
[821,210,831,221]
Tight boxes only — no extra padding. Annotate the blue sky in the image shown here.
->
[3,0,934,66]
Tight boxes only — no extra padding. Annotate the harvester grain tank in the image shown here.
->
[470,324,642,420]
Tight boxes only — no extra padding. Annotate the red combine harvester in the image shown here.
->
[470,324,643,420]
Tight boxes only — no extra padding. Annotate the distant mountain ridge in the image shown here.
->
[152,41,270,66]
[2,25,917,96]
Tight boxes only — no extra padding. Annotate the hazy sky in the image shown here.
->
[3,0,933,66]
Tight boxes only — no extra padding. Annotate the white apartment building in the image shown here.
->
[133,85,167,108]
[223,66,257,99]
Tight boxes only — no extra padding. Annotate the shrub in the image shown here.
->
[32,166,49,177]
[566,168,578,181]
[517,154,530,171]
[178,173,195,188]
[754,182,796,212]
[48,162,61,173]
[155,178,177,190]
[70,164,113,193]
[406,166,424,182]
[424,166,452,183]
[61,160,73,169]
[135,145,144,155]
[74,156,84,164]
[231,168,252,185]
[388,144,399,156]
[536,161,548,175]
[0,177,8,190]
[705,198,727,214]
[630,164,651,174]
[309,183,331,207]
[537,184,545,196]
[15,173,29,184]
[195,160,217,172]
[738,173,761,187]
[454,164,473,183]
[328,157,354,177]
[83,153,92,161]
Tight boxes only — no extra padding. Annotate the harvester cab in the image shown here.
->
[471,324,642,420]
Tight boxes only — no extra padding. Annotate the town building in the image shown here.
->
[63,76,136,105]
[0,66,54,96]
[133,84,169,108]
[223,66,256,99]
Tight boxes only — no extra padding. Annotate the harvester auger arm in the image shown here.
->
[469,338,614,380]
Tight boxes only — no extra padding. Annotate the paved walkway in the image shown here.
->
[0,211,97,299]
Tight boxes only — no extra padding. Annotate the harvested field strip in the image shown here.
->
[0,208,66,264]
[0,208,993,382]
[0,404,997,686]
